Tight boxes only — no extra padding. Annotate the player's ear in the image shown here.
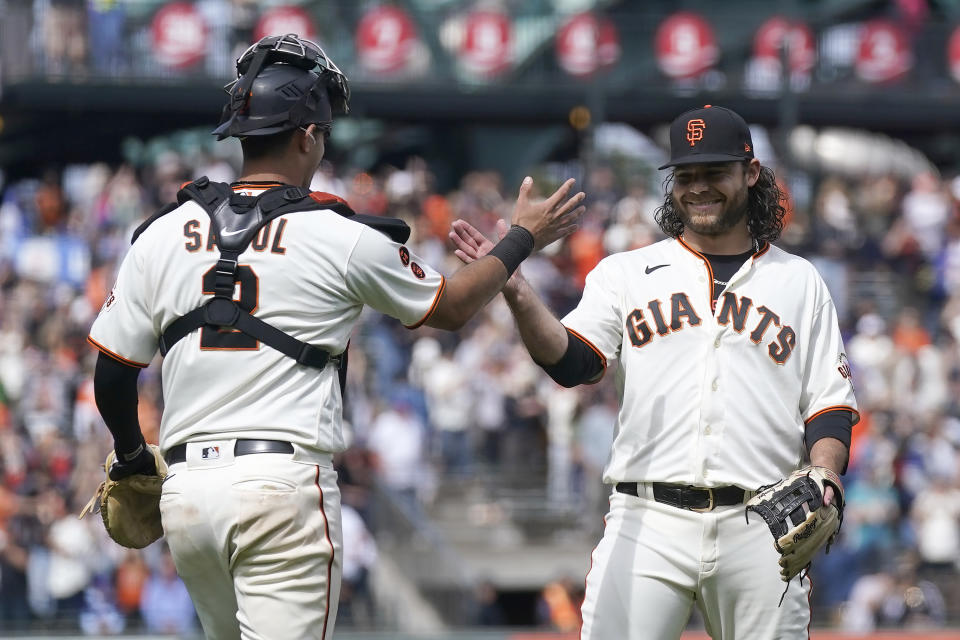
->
[298,125,317,152]
[745,158,761,187]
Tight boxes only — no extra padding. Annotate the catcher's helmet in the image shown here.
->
[213,34,350,141]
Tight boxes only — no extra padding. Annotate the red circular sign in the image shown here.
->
[254,6,315,42]
[461,10,512,76]
[654,12,718,79]
[556,12,621,77]
[356,6,418,74]
[947,25,960,83]
[753,16,815,73]
[855,19,911,83]
[151,2,207,69]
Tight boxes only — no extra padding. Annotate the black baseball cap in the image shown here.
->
[658,105,755,170]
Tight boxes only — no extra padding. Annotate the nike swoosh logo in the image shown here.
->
[220,229,245,237]
[645,264,669,274]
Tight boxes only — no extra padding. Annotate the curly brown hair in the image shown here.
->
[654,163,787,243]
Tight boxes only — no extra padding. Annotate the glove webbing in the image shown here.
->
[745,476,822,545]
[745,472,824,607]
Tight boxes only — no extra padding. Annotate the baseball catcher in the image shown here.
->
[80,440,167,549]
[746,465,844,586]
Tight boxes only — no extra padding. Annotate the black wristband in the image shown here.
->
[487,225,535,276]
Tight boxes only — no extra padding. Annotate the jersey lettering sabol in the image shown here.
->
[89,189,444,454]
[561,238,858,489]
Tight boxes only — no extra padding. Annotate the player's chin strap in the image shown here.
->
[141,177,411,375]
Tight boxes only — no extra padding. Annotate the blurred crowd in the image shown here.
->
[1,134,960,634]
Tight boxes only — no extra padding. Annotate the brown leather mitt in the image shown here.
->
[79,444,168,549]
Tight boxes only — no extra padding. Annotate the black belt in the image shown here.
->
[615,482,746,512]
[165,439,294,465]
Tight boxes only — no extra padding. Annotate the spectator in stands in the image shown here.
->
[338,502,378,628]
[848,313,895,409]
[471,578,506,626]
[367,396,428,507]
[421,344,473,477]
[536,576,581,632]
[842,551,946,632]
[139,545,197,635]
[910,471,960,574]
[41,487,96,630]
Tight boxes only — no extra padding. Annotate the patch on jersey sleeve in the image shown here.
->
[399,246,411,266]
[410,262,426,279]
[837,353,854,388]
[101,289,117,312]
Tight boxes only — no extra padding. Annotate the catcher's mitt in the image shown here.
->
[79,444,168,549]
[745,465,844,583]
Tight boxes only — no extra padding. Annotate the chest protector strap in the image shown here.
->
[143,176,410,370]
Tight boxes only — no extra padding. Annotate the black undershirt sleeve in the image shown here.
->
[537,329,605,388]
[805,410,854,473]
[93,352,144,456]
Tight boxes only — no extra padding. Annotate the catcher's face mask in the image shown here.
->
[213,33,350,141]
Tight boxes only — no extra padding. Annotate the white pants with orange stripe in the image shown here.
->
[580,488,812,640]
[159,441,342,640]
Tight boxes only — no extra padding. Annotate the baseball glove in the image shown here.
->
[745,465,844,582]
[79,443,168,549]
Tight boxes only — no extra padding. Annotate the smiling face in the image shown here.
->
[671,160,761,239]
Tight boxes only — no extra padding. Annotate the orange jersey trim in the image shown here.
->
[565,326,608,384]
[804,405,860,426]
[753,240,770,259]
[405,276,446,330]
[87,336,150,368]
[231,182,285,190]
[677,237,714,310]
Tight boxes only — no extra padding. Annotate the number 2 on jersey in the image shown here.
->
[200,265,259,350]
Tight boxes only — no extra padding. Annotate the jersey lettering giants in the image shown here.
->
[560,238,858,490]
[625,290,796,364]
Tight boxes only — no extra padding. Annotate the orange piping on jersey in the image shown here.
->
[231,182,285,190]
[676,237,715,312]
[314,466,335,640]
[566,327,607,384]
[753,241,770,259]
[804,405,861,425]
[405,276,446,329]
[87,336,150,368]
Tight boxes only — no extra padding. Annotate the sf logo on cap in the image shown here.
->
[686,118,705,147]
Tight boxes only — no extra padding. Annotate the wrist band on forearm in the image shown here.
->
[488,225,535,276]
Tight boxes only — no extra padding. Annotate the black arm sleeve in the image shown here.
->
[805,410,854,472]
[537,329,605,388]
[93,352,144,456]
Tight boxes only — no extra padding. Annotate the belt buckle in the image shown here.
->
[689,487,715,512]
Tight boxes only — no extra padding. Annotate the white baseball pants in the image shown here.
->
[580,488,811,639]
[159,441,342,640]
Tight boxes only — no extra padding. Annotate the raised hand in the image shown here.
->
[511,177,585,250]
[450,218,527,290]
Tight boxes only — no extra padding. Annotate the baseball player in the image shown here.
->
[87,34,584,640]
[451,105,859,639]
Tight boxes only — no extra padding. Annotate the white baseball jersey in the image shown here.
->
[562,237,858,490]
[88,185,444,455]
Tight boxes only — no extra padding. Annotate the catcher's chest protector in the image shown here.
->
[133,177,410,375]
